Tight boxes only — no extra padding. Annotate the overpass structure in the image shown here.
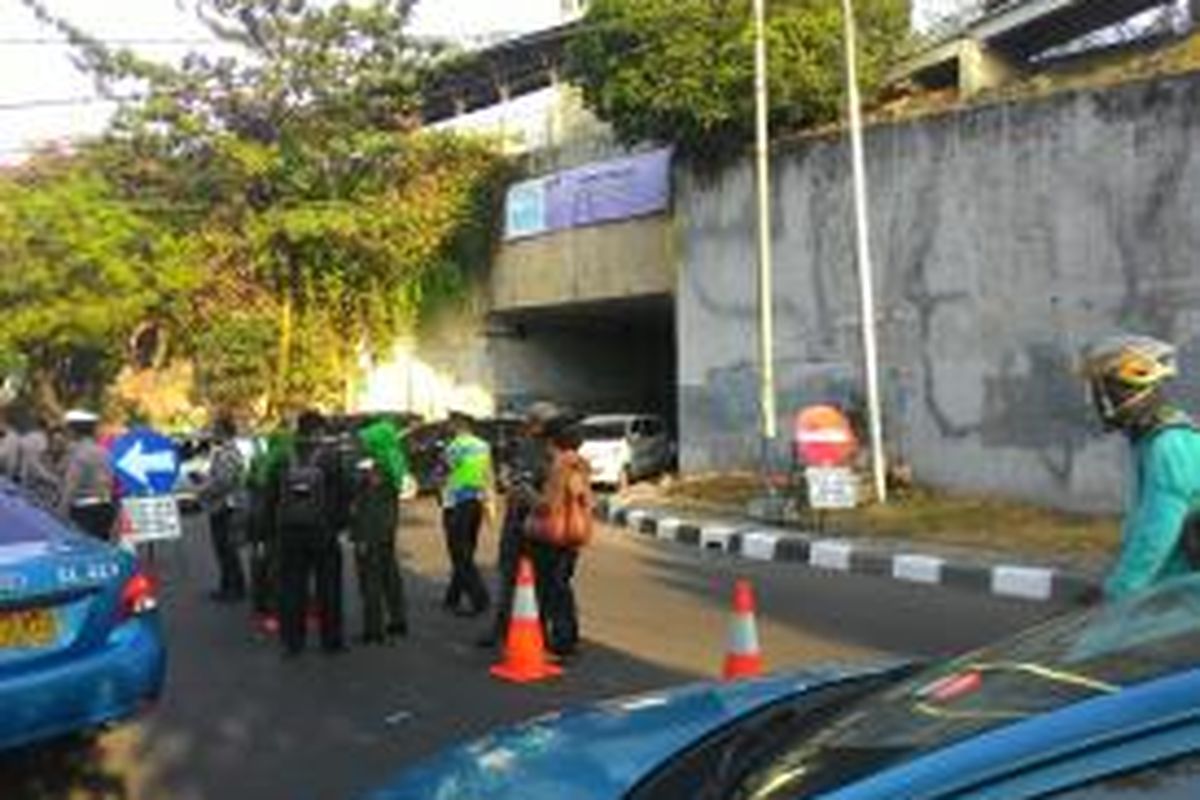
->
[896,0,1185,95]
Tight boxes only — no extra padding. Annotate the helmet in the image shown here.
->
[1080,334,1177,429]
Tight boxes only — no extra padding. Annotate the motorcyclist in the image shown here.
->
[1080,334,1200,600]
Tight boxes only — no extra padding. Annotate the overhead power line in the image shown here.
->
[0,37,221,46]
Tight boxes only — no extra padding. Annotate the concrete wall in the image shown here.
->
[492,215,676,311]
[678,72,1200,512]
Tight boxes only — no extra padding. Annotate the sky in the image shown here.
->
[0,0,562,162]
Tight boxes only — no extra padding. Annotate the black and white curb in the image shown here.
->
[596,498,1097,605]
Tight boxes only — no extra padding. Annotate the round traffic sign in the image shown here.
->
[793,405,858,466]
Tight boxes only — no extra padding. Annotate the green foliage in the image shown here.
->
[565,0,910,161]
[13,0,509,418]
[0,156,200,411]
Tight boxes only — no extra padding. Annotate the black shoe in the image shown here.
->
[386,622,409,638]
[474,632,498,649]
[358,632,385,645]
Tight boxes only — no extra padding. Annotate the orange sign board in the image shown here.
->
[793,405,858,466]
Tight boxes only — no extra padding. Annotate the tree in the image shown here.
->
[18,0,509,417]
[565,0,910,161]
[0,154,199,415]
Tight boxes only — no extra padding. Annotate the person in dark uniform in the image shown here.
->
[271,410,347,657]
[477,401,557,648]
[349,418,409,644]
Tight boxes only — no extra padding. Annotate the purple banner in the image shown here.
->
[504,147,672,241]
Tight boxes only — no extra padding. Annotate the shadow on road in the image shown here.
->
[0,505,697,800]
[622,535,1059,660]
[0,736,127,800]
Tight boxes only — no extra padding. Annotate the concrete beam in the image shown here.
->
[959,39,1023,95]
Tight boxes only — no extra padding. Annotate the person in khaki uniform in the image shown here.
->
[59,409,116,541]
[349,418,409,644]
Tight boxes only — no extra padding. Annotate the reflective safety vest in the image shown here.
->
[445,434,491,504]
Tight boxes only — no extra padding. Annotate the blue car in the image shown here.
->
[0,482,166,752]
[367,574,1200,799]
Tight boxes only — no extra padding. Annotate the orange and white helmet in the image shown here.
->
[1080,334,1177,428]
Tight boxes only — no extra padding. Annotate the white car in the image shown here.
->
[578,414,674,489]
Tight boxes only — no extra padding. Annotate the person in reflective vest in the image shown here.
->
[438,412,493,617]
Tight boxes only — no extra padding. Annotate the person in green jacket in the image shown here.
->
[350,418,409,643]
[1081,334,1200,601]
[247,428,293,631]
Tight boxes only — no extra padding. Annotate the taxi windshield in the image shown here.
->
[733,575,1200,799]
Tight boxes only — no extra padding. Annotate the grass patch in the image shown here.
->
[626,472,1119,562]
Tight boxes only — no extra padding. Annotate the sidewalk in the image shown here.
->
[594,481,1110,606]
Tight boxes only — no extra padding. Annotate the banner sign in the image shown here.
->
[503,147,672,241]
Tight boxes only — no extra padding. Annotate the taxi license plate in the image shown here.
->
[0,608,58,649]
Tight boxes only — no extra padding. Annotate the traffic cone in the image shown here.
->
[490,557,563,683]
[722,579,764,681]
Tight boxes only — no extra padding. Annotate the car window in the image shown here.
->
[580,421,629,440]
[1045,751,1200,798]
[730,576,1200,800]
[0,483,65,543]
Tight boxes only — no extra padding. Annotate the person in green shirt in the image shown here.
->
[350,418,409,644]
[1080,334,1200,601]
[438,412,493,617]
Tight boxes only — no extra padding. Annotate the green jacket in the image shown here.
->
[1105,413,1200,600]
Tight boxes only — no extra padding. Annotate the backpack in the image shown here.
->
[525,452,594,549]
[277,448,327,528]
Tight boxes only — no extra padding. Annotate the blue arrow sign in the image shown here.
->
[111,429,181,497]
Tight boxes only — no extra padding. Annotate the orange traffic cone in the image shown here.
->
[722,579,764,681]
[490,557,563,683]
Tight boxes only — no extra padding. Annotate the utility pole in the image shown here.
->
[840,0,888,503]
[753,0,777,470]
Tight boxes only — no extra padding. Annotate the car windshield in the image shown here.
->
[732,575,1200,799]
[580,421,629,440]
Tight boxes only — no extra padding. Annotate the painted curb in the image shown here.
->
[595,501,1096,604]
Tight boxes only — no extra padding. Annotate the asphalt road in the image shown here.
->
[0,499,1062,800]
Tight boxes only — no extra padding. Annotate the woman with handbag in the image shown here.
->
[525,422,593,660]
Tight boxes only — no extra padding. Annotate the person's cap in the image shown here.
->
[63,409,100,424]
[525,401,560,424]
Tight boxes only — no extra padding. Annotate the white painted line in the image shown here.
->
[892,554,945,584]
[701,526,736,551]
[656,517,683,541]
[626,509,648,529]
[384,710,414,726]
[741,531,780,561]
[809,540,853,571]
[992,566,1055,600]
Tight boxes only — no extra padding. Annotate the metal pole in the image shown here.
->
[753,0,777,458]
[840,0,888,504]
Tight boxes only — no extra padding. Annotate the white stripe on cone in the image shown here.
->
[727,613,760,655]
[513,581,539,620]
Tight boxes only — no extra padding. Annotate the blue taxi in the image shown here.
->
[367,574,1200,799]
[0,482,166,751]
